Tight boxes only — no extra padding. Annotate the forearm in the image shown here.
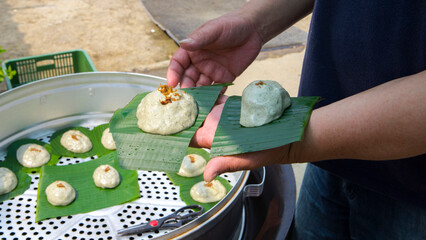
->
[292,70,426,162]
[237,0,315,44]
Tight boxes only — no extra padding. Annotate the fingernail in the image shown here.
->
[179,38,194,44]
[205,172,217,182]
[211,172,219,180]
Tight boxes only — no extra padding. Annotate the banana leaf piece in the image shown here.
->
[166,148,232,212]
[178,176,232,212]
[166,147,211,185]
[210,96,320,157]
[0,160,31,203]
[4,139,60,173]
[110,84,228,172]
[50,127,99,158]
[91,123,115,157]
[36,152,140,222]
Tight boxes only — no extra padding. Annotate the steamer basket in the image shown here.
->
[0,72,250,239]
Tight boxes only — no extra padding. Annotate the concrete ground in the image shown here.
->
[0,0,310,197]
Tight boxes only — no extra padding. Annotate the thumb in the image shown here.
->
[203,145,289,182]
[203,155,258,182]
[179,21,222,51]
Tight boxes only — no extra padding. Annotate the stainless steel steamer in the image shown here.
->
[0,72,253,239]
[0,72,296,240]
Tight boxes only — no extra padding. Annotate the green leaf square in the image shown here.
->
[0,161,31,203]
[36,152,140,222]
[210,96,320,157]
[50,127,99,158]
[172,174,232,212]
[5,139,60,173]
[165,148,232,212]
[90,123,116,157]
[165,147,211,185]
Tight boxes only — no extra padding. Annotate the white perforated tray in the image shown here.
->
[0,119,241,240]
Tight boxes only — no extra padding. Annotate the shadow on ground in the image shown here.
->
[0,1,31,60]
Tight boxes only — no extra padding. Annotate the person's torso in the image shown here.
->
[299,0,426,208]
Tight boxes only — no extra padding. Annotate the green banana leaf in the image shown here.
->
[4,139,60,173]
[166,148,232,212]
[90,123,116,157]
[178,176,232,212]
[210,96,320,157]
[50,127,100,158]
[0,160,31,203]
[36,152,140,222]
[110,84,228,172]
[165,147,211,185]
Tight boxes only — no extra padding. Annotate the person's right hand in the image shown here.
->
[167,12,263,88]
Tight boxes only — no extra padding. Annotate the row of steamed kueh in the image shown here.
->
[0,162,121,207]
[16,128,116,169]
[44,164,121,206]
[0,128,116,197]
[56,128,226,204]
[52,128,226,204]
[60,128,116,153]
[0,126,225,206]
[0,128,224,208]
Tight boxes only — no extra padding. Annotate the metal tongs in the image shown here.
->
[116,205,204,237]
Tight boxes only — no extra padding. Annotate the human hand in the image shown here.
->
[167,12,263,88]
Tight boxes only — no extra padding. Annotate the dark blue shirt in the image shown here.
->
[299,0,426,208]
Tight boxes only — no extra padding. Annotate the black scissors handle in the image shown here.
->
[171,204,204,220]
[160,204,204,228]
[116,205,204,237]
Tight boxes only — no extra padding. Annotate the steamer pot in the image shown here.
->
[0,72,275,239]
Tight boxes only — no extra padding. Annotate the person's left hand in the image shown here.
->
[190,95,292,182]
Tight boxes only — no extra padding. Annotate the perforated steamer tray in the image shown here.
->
[0,73,249,239]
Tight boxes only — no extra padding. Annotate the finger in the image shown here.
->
[196,74,213,87]
[220,86,228,95]
[189,51,236,84]
[188,129,203,149]
[180,20,222,51]
[204,155,259,182]
[183,65,200,83]
[180,65,200,88]
[215,94,228,105]
[203,146,289,182]
[181,76,196,88]
[167,61,183,87]
[167,49,191,87]
[190,102,225,148]
[179,65,200,88]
